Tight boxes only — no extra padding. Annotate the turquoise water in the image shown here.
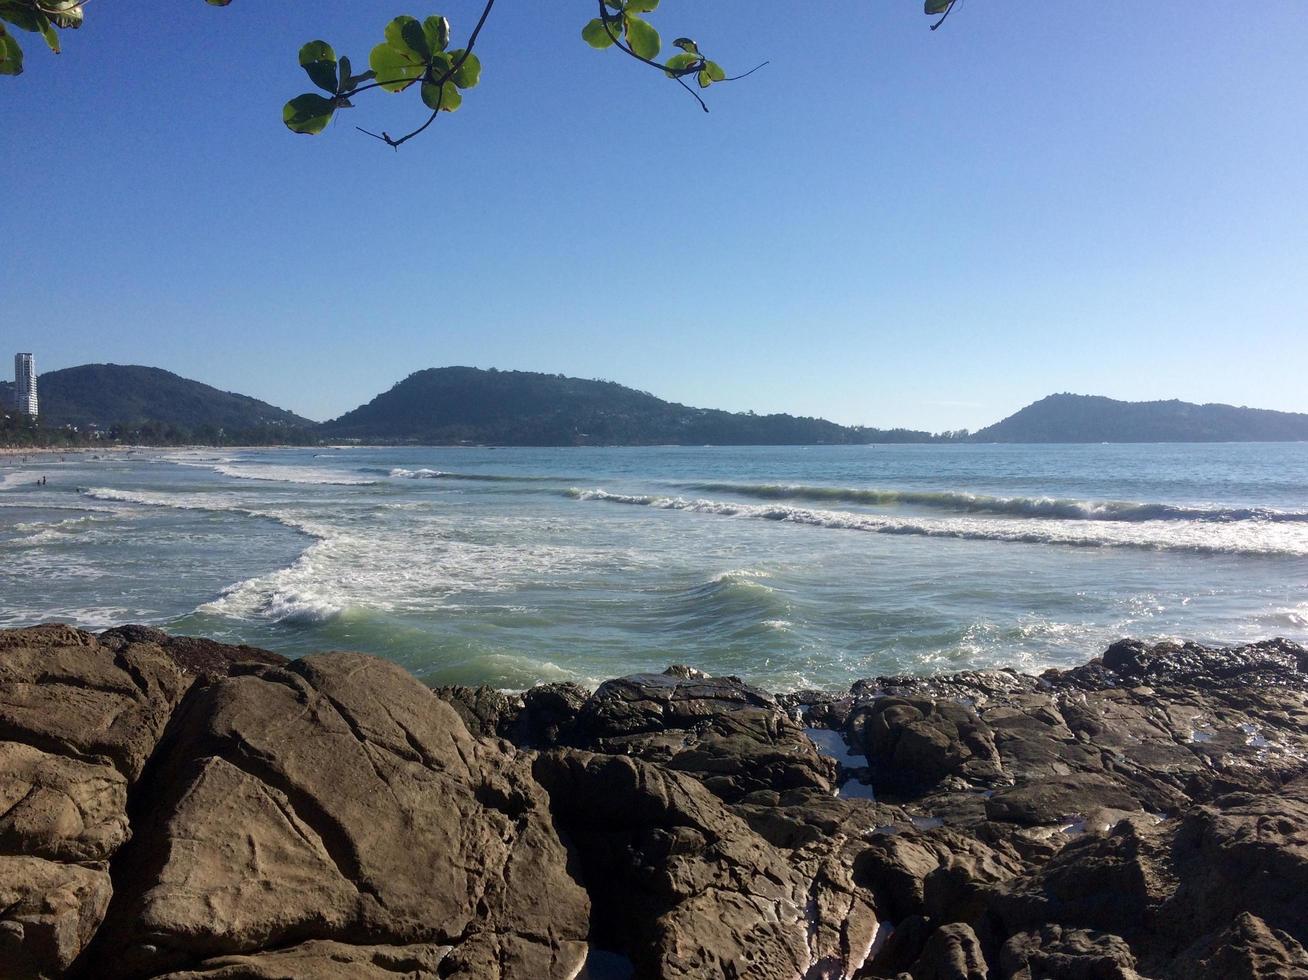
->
[1,444,1306,690]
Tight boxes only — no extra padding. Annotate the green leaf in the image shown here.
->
[383,15,430,61]
[704,60,725,81]
[283,93,335,135]
[39,19,57,53]
[623,15,660,61]
[420,80,462,112]
[0,3,46,33]
[581,18,616,49]
[449,49,481,89]
[925,1,953,14]
[337,54,352,91]
[369,40,424,92]
[298,40,337,94]
[664,52,697,76]
[423,15,450,53]
[0,26,22,75]
[43,1,82,30]
[672,37,699,55]
[625,0,659,11]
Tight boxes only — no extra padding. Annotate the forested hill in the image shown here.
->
[22,365,315,434]
[973,393,1308,443]
[322,367,936,446]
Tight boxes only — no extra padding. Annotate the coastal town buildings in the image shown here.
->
[14,353,37,416]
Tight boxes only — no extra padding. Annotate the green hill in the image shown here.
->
[13,364,315,434]
[322,367,935,446]
[973,393,1308,443]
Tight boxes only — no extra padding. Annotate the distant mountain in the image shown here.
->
[21,364,315,432]
[322,367,936,446]
[973,393,1308,443]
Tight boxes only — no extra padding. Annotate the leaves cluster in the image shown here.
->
[5,0,961,147]
[0,0,82,75]
[283,13,483,138]
[582,0,728,94]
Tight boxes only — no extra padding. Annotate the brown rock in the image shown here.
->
[1000,925,1139,980]
[909,922,988,980]
[0,856,111,979]
[851,698,1002,791]
[96,626,286,682]
[534,749,877,979]
[99,653,589,979]
[0,626,194,976]
[150,940,452,978]
[570,673,836,802]
[1171,912,1308,980]
[0,626,190,781]
[0,742,128,864]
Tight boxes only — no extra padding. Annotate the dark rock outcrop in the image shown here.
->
[0,627,1306,979]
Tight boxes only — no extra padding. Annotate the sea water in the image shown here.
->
[1,443,1305,690]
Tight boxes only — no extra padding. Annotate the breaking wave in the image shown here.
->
[679,482,1308,523]
[81,487,343,623]
[210,463,377,486]
[384,467,568,483]
[568,489,1308,558]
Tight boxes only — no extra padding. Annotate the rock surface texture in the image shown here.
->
[0,628,1306,979]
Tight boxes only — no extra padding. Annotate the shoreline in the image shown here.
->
[2,622,1306,978]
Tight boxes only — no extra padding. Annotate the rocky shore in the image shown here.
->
[1,624,1306,979]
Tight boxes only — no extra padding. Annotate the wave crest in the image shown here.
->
[569,489,1308,558]
[680,482,1308,523]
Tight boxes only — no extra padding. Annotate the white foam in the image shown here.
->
[569,489,1308,558]
[211,463,376,486]
[75,487,623,627]
[0,471,40,491]
[680,482,1308,524]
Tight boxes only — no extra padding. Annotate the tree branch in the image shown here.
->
[357,0,497,148]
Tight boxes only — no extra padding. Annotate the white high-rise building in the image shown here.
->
[14,353,37,416]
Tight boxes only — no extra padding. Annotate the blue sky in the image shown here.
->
[3,1,1305,429]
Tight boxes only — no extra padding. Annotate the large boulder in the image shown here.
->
[0,625,193,979]
[95,653,590,979]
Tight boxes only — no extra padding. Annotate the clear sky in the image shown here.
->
[3,1,1305,430]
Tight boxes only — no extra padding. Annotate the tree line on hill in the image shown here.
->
[5,365,1307,448]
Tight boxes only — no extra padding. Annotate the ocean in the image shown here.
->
[1,443,1305,691]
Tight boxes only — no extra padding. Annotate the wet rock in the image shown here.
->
[852,669,1039,704]
[569,673,836,802]
[1100,637,1308,688]
[984,775,1141,827]
[1171,912,1308,980]
[96,625,286,681]
[430,683,519,737]
[856,830,1023,924]
[909,922,988,980]
[149,940,453,978]
[850,698,1002,791]
[533,749,878,980]
[859,913,930,977]
[999,925,1139,980]
[509,681,589,746]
